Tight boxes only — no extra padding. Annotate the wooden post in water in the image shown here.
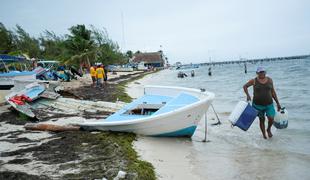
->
[203,112,207,142]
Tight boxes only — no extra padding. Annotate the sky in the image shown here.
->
[0,0,310,64]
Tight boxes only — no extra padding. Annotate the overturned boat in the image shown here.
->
[5,82,60,117]
[5,82,125,119]
[80,86,215,137]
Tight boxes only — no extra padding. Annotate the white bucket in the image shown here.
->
[273,108,288,129]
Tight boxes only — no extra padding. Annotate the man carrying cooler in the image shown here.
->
[243,67,281,139]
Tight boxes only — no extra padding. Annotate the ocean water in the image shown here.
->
[137,58,310,179]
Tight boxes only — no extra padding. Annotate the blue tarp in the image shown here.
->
[0,54,26,62]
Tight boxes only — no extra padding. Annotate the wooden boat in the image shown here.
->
[0,55,37,90]
[5,82,46,117]
[5,83,122,119]
[80,86,215,137]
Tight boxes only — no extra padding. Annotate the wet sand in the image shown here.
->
[127,69,310,180]
[125,73,201,179]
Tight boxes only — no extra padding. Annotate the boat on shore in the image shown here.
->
[5,82,46,117]
[0,54,37,90]
[80,86,215,137]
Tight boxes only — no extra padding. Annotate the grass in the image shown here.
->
[61,132,156,179]
[17,112,30,121]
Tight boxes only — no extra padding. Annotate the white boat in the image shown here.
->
[0,55,37,90]
[0,71,36,90]
[80,86,215,137]
[5,82,46,117]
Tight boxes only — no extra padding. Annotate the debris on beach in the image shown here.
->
[5,81,126,120]
[24,123,80,132]
[0,71,156,179]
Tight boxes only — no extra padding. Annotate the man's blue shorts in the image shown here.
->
[252,103,276,119]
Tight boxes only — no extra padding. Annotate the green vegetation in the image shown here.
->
[60,131,155,179]
[17,112,30,121]
[0,22,130,67]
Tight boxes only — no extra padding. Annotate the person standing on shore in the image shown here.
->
[96,65,105,88]
[243,67,281,139]
[103,65,108,84]
[90,65,97,87]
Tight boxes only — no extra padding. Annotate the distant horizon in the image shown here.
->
[1,0,310,64]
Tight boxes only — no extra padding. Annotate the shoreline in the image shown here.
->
[126,71,202,179]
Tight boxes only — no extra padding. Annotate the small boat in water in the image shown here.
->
[80,86,215,137]
[176,64,199,70]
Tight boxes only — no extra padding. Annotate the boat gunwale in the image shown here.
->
[81,86,215,126]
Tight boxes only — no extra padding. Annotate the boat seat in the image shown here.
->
[152,93,199,115]
[120,95,173,112]
[105,95,173,122]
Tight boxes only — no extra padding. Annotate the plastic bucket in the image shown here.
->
[273,108,288,129]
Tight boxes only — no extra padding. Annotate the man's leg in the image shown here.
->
[266,116,274,138]
[99,78,103,88]
[266,104,276,138]
[259,117,267,139]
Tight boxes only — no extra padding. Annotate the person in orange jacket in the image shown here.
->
[96,65,105,88]
[90,65,97,87]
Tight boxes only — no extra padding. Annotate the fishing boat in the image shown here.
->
[0,55,37,90]
[5,82,46,117]
[80,86,215,137]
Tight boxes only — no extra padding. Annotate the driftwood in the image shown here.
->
[24,123,80,132]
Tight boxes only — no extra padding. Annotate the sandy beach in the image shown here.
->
[127,72,204,179]
[0,71,156,179]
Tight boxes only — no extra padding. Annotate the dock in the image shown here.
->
[199,54,310,66]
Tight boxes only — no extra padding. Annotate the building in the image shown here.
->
[131,51,166,68]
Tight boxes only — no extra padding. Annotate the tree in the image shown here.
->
[64,24,96,67]
[40,30,66,60]
[13,25,40,58]
[90,25,126,65]
[0,23,15,54]
[0,23,129,68]
[126,50,133,58]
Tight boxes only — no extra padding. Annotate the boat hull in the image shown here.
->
[81,86,214,137]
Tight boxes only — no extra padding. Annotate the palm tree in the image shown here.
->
[64,25,95,69]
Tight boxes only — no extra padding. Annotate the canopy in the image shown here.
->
[0,54,27,62]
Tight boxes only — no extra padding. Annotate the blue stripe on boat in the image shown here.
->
[0,71,35,77]
[153,125,197,137]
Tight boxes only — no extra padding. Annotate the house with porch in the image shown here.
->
[130,51,166,68]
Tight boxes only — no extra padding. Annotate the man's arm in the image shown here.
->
[270,78,281,111]
[243,79,254,101]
